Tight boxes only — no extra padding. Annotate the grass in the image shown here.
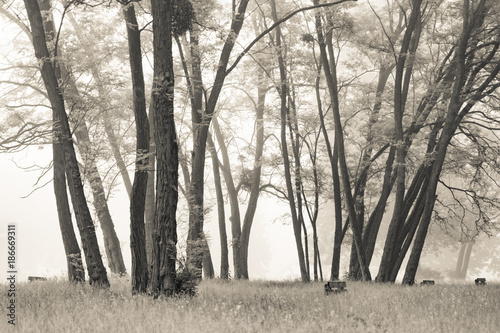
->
[1,276,499,332]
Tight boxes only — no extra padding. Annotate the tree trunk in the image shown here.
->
[455,242,467,278]
[43,12,127,276]
[38,0,85,284]
[403,0,496,285]
[102,113,133,198]
[24,0,109,287]
[56,65,127,275]
[270,0,309,282]
[207,134,229,279]
[186,0,250,279]
[377,0,423,283]
[348,63,394,280]
[145,93,156,268]
[150,0,178,297]
[460,242,473,279]
[315,61,343,281]
[314,0,370,281]
[53,112,85,283]
[174,29,219,281]
[124,3,149,294]
[202,235,215,279]
[289,95,311,282]
[212,117,243,279]
[240,68,266,280]
[388,176,428,282]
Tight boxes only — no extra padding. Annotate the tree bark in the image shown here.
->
[145,93,156,268]
[38,0,85,284]
[124,3,149,294]
[150,0,178,296]
[53,112,85,283]
[23,0,109,287]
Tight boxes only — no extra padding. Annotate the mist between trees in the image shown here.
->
[1,0,499,295]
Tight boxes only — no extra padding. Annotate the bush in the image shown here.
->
[175,269,198,297]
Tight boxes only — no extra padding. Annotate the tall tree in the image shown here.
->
[206,134,229,279]
[269,0,309,282]
[314,0,371,281]
[123,2,149,294]
[23,0,109,286]
[185,0,251,278]
[38,0,85,283]
[149,0,178,297]
[403,0,500,285]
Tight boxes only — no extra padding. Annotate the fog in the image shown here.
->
[2,146,499,283]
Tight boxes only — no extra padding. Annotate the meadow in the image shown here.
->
[1,276,499,332]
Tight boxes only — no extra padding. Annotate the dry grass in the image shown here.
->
[1,276,499,332]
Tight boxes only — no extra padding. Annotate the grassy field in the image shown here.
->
[1,276,499,332]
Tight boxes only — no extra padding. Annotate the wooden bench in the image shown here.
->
[324,281,347,295]
[475,278,486,285]
[420,280,435,285]
[28,276,47,282]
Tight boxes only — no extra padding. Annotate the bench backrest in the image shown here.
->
[327,281,346,289]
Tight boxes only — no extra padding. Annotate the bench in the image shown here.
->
[324,281,347,295]
[28,276,47,282]
[420,280,435,285]
[475,278,486,285]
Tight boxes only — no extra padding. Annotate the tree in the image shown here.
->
[402,0,500,284]
[377,0,425,283]
[23,0,109,287]
[206,133,229,279]
[149,0,178,297]
[314,0,371,281]
[25,2,128,276]
[36,0,85,283]
[185,0,251,279]
[123,2,149,294]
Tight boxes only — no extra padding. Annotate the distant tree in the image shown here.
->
[268,0,309,282]
[206,133,229,279]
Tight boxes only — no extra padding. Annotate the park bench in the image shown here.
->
[324,281,347,295]
[420,280,435,285]
[475,278,486,285]
[28,276,47,282]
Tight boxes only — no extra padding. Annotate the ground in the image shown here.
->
[1,276,499,332]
